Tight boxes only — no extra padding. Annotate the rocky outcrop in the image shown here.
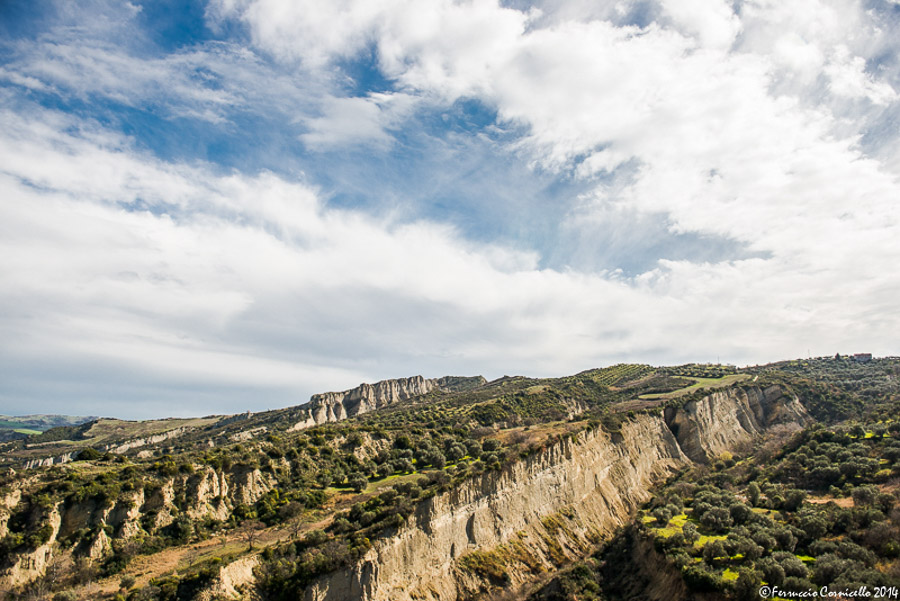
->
[531,524,692,601]
[0,462,275,592]
[20,423,212,469]
[101,426,193,454]
[228,467,271,507]
[197,555,260,601]
[664,385,811,463]
[300,384,808,601]
[302,416,687,601]
[292,375,486,430]
[23,451,78,470]
[107,489,145,539]
[0,487,23,538]
[0,383,808,597]
[229,426,267,442]
[58,497,109,542]
[183,468,230,521]
[0,505,62,590]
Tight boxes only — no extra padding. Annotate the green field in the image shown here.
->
[0,420,44,436]
[638,374,750,399]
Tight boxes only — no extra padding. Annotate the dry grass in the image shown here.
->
[807,495,854,508]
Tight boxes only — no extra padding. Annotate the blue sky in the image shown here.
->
[1,0,899,418]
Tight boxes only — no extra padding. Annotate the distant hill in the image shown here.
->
[0,413,98,442]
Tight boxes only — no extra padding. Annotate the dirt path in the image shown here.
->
[807,495,854,508]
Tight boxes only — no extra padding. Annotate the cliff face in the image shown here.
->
[0,465,273,590]
[293,375,486,430]
[303,416,687,601]
[1,383,810,596]
[22,451,79,470]
[1,506,62,589]
[664,384,811,463]
[301,385,809,601]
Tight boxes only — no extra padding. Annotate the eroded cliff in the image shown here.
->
[0,381,811,599]
[298,384,809,601]
[293,375,486,429]
[664,384,811,463]
[0,464,274,591]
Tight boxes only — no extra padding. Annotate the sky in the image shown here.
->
[1,0,899,419]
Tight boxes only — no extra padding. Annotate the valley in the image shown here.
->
[0,358,897,601]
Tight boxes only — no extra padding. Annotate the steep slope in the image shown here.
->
[0,463,275,591]
[0,363,829,601]
[293,385,809,601]
[664,385,811,463]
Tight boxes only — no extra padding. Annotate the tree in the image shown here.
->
[316,470,335,489]
[758,557,785,587]
[779,555,808,579]
[429,451,446,470]
[119,574,136,591]
[783,489,807,512]
[734,568,763,601]
[482,439,502,452]
[774,528,797,552]
[393,458,414,474]
[76,447,103,461]
[239,519,265,550]
[73,557,97,586]
[798,513,829,541]
[348,474,368,493]
[700,507,733,532]
[852,485,878,507]
[747,482,761,507]
[682,522,699,544]
[729,502,751,524]
[465,440,482,458]
[703,540,727,564]
[875,492,895,514]
[446,444,466,462]
[653,507,673,526]
[303,529,328,547]
[278,501,304,538]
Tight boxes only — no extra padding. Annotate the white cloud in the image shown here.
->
[658,0,740,50]
[208,0,900,345]
[209,0,384,66]
[825,45,898,105]
[2,101,900,417]
[300,92,417,149]
[3,0,900,416]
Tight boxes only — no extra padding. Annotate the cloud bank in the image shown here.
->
[1,0,899,417]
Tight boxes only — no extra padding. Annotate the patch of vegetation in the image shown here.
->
[534,409,900,601]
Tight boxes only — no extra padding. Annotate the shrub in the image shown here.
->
[348,474,368,493]
[76,448,102,461]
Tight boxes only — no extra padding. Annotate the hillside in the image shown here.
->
[0,358,897,601]
[0,416,98,444]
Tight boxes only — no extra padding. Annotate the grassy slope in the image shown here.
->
[638,374,751,399]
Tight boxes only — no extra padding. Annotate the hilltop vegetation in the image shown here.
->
[530,359,900,601]
[2,357,898,601]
